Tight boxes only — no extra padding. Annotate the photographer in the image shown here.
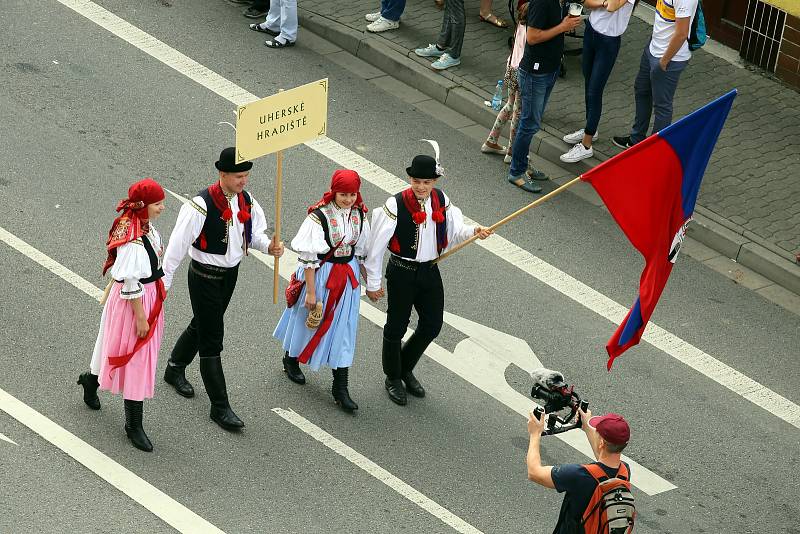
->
[526,408,631,533]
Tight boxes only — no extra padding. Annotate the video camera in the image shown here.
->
[530,368,589,436]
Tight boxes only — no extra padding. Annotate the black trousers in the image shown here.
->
[171,261,240,364]
[384,257,444,344]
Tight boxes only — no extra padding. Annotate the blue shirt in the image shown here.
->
[550,462,631,534]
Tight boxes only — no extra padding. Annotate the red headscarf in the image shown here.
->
[307,169,368,214]
[102,178,165,275]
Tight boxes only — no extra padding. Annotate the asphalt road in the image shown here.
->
[1,1,798,533]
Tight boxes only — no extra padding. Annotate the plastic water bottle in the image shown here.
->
[491,80,503,111]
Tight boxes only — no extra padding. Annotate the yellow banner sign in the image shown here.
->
[235,78,328,162]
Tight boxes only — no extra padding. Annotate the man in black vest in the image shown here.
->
[363,145,491,405]
[162,147,284,430]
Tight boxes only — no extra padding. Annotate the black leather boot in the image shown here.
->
[282,352,306,385]
[77,371,101,410]
[400,332,432,398]
[382,337,406,406]
[332,367,358,413]
[124,399,153,452]
[164,326,198,397]
[199,356,245,431]
[164,363,195,398]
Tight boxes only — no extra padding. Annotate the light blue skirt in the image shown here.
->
[273,258,361,371]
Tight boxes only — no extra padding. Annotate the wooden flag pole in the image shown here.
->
[434,176,583,264]
[273,148,283,304]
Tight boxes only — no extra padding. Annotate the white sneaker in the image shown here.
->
[367,16,399,32]
[365,12,381,22]
[562,129,599,144]
[503,154,512,164]
[560,143,594,163]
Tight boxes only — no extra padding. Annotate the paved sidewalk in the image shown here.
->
[298,0,800,292]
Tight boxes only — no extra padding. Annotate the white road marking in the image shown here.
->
[163,190,674,495]
[52,0,800,433]
[0,228,223,533]
[272,407,484,534]
[0,432,18,445]
[0,227,103,302]
[0,388,225,533]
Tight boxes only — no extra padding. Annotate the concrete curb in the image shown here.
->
[298,9,800,296]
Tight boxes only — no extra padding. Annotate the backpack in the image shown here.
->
[688,0,707,51]
[580,463,636,534]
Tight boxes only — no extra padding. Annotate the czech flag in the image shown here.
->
[581,90,736,370]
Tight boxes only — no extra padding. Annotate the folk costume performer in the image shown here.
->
[364,141,491,406]
[273,169,371,413]
[161,147,284,431]
[78,178,167,452]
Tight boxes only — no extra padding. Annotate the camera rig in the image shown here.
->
[530,368,589,436]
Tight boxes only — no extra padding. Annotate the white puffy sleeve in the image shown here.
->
[290,213,330,270]
[444,193,475,248]
[162,196,206,290]
[248,196,273,254]
[354,212,372,264]
[110,241,151,300]
[363,197,397,291]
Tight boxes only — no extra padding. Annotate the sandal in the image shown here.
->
[250,23,279,36]
[479,13,510,28]
[434,0,444,9]
[265,38,295,48]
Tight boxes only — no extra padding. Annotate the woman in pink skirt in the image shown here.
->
[77,178,167,452]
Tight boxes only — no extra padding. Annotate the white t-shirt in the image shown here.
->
[588,0,635,38]
[649,0,698,61]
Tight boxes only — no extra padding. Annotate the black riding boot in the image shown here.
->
[382,337,406,406]
[199,356,245,431]
[164,327,197,397]
[332,367,358,413]
[282,352,306,385]
[124,399,153,452]
[77,371,101,410]
[400,332,432,398]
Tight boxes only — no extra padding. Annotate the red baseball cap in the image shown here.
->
[588,413,630,445]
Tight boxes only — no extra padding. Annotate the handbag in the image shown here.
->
[285,238,344,308]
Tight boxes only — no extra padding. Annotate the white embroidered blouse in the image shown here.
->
[110,226,164,300]
[291,203,372,270]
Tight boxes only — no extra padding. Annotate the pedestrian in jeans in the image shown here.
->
[508,0,580,194]
[249,0,297,48]
[560,0,637,163]
[613,0,698,149]
[413,0,467,70]
[481,1,530,160]
[365,0,406,33]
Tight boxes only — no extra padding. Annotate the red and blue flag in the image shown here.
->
[581,90,736,370]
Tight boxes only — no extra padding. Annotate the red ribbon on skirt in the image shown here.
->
[297,263,358,364]
[107,278,166,378]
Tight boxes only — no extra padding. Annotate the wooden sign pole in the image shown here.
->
[273,148,283,304]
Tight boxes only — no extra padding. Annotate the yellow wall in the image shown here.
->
[762,0,800,18]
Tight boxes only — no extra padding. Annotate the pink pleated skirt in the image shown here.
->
[95,281,165,401]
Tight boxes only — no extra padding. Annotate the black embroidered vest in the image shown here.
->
[312,206,364,264]
[191,188,253,255]
[140,235,164,284]
[388,188,447,259]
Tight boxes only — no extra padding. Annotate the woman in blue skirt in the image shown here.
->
[273,169,371,413]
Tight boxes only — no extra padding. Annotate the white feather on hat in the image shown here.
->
[420,139,444,177]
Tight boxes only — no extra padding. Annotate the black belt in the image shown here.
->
[388,255,435,271]
[190,260,237,280]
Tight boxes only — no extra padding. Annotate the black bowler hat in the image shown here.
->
[406,154,441,179]
[215,147,253,173]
